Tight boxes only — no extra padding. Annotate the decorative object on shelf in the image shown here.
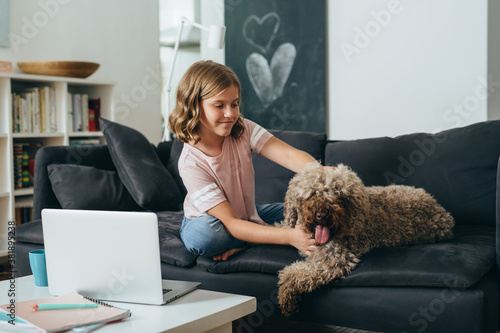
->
[162,17,226,141]
[17,61,100,78]
[0,61,12,73]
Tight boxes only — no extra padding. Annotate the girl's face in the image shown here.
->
[198,84,240,141]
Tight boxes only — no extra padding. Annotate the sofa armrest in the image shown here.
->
[33,145,116,220]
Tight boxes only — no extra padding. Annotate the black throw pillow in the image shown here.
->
[47,164,142,211]
[99,118,183,211]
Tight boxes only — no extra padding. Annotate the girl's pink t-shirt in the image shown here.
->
[178,119,273,223]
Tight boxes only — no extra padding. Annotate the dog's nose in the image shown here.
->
[316,211,326,221]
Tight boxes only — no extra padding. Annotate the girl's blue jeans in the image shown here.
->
[180,203,284,257]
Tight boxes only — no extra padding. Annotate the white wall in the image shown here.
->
[329,0,490,140]
[200,0,225,63]
[0,0,162,142]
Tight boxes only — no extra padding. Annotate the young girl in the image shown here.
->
[168,60,318,261]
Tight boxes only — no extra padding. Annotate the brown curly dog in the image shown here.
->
[277,163,455,316]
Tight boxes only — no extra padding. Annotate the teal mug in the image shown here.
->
[29,249,48,287]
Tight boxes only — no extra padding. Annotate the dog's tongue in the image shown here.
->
[315,225,330,244]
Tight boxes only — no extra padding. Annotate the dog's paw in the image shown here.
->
[277,266,306,316]
[278,281,301,316]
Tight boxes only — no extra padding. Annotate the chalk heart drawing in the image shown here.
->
[243,12,280,54]
[246,43,297,108]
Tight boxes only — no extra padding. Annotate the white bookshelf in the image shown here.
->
[0,73,115,256]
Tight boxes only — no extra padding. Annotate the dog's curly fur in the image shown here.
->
[277,163,455,316]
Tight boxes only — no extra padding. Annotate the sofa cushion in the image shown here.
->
[197,245,302,273]
[47,164,142,211]
[192,226,494,289]
[253,130,327,204]
[325,120,500,227]
[156,211,198,267]
[335,225,495,288]
[100,118,182,211]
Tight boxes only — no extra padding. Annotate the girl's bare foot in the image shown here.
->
[213,247,244,261]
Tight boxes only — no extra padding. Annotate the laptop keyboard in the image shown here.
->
[163,289,172,295]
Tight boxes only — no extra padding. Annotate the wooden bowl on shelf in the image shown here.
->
[17,61,100,78]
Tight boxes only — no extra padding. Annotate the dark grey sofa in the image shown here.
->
[14,120,500,333]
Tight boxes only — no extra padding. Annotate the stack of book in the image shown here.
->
[68,94,101,132]
[12,87,57,133]
[69,138,102,146]
[14,205,33,226]
[13,141,42,225]
[13,142,42,189]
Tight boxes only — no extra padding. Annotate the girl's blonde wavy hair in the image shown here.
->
[168,61,245,144]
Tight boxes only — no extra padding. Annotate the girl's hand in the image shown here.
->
[288,224,317,256]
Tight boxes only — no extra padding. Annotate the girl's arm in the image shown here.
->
[258,136,318,173]
[207,201,317,256]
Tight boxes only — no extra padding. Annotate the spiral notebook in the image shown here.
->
[0,292,130,333]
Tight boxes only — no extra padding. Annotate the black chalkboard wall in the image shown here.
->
[225,0,326,133]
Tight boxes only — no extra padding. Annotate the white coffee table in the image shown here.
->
[0,276,256,332]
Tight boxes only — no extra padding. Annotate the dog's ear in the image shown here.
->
[330,199,349,238]
[283,192,298,228]
[335,188,368,241]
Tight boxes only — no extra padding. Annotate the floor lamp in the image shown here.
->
[162,17,226,141]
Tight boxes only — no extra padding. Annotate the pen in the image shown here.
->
[32,303,98,311]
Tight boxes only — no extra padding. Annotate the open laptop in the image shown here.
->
[41,209,200,305]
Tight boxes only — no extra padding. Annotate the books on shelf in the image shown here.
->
[69,138,102,146]
[12,86,57,134]
[70,94,101,132]
[14,205,33,226]
[0,292,130,333]
[13,141,41,226]
[13,142,42,189]
[89,98,101,131]
[11,87,103,134]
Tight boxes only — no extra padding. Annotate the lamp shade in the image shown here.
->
[207,25,226,49]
